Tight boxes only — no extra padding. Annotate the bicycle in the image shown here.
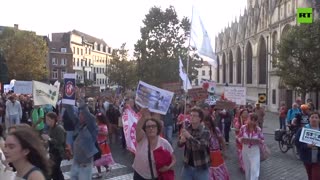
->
[276,125,299,159]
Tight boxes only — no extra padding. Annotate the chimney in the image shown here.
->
[14,24,18,30]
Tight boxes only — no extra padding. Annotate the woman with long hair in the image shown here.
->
[93,112,115,179]
[41,112,65,180]
[238,113,264,180]
[234,108,249,172]
[204,116,230,180]
[3,127,51,180]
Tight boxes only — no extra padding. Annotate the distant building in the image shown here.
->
[48,41,74,83]
[192,61,213,87]
[51,30,112,91]
[215,0,320,112]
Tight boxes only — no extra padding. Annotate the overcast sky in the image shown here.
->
[0,0,247,52]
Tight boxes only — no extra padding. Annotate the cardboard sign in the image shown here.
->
[187,88,208,101]
[215,100,236,110]
[299,127,320,147]
[161,82,182,95]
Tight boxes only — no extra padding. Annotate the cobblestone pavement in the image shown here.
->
[60,112,307,180]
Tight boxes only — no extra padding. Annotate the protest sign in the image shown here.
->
[135,81,174,115]
[62,74,76,105]
[215,100,236,110]
[187,88,208,101]
[122,106,141,153]
[14,81,33,94]
[299,127,320,147]
[224,87,246,105]
[161,82,182,95]
[33,81,60,106]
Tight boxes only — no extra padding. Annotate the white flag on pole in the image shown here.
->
[191,8,217,67]
[179,57,192,91]
[33,81,60,106]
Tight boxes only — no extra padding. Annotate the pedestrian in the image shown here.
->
[3,127,52,180]
[203,116,230,180]
[233,109,249,172]
[279,102,287,130]
[178,107,211,180]
[163,104,174,145]
[133,108,175,180]
[70,99,99,180]
[253,103,265,130]
[31,103,45,135]
[286,103,301,126]
[93,112,114,179]
[42,112,65,180]
[295,112,320,180]
[5,94,22,128]
[238,113,264,180]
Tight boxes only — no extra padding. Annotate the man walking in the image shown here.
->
[5,94,22,128]
[178,108,211,180]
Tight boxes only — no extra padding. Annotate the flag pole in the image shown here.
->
[183,5,194,123]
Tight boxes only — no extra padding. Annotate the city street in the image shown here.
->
[60,111,308,180]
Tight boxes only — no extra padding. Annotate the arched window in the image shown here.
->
[228,51,233,84]
[258,37,267,84]
[246,43,253,84]
[236,46,242,84]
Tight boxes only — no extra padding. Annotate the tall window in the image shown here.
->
[236,47,242,84]
[52,70,58,79]
[52,58,57,65]
[202,70,205,76]
[61,70,66,79]
[61,58,66,66]
[272,89,276,104]
[61,48,67,53]
[246,43,253,84]
[228,51,233,84]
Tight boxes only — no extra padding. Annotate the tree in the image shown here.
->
[134,6,202,87]
[108,43,137,90]
[0,27,48,81]
[274,20,320,102]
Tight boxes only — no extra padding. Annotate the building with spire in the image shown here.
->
[214,0,319,112]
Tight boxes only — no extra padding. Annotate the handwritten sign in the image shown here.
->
[224,87,246,105]
[299,127,320,147]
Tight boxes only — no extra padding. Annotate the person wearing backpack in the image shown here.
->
[286,103,301,126]
[41,112,66,180]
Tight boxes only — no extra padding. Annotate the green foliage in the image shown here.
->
[134,6,202,87]
[0,27,48,81]
[274,20,320,100]
[108,43,137,90]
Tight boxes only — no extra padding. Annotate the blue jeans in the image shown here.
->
[163,125,173,144]
[182,165,209,180]
[279,117,286,130]
[66,131,74,148]
[70,160,93,180]
[9,114,20,126]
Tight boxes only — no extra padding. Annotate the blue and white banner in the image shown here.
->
[62,74,76,105]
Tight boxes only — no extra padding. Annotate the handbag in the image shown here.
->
[260,143,271,161]
[148,141,156,180]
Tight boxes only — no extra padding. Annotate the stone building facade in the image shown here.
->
[214,0,319,112]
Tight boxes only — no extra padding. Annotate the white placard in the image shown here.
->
[135,81,174,115]
[224,87,247,105]
[299,127,320,147]
[14,81,33,94]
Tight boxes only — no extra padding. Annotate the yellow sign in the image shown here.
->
[258,93,267,103]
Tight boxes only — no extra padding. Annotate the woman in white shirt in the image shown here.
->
[133,108,176,180]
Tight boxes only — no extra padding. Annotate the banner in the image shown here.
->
[14,81,33,94]
[135,81,174,115]
[122,106,141,153]
[62,74,76,105]
[224,87,247,105]
[33,81,60,106]
[299,127,320,147]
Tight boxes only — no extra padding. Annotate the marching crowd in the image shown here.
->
[0,91,319,180]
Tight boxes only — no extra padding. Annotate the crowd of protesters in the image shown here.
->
[0,88,319,180]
